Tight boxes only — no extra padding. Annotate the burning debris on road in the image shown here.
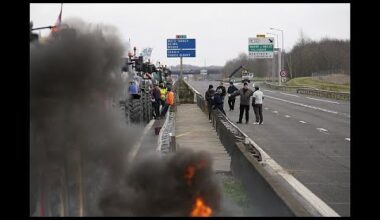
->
[99,149,221,217]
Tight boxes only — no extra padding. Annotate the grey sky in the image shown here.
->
[30,3,350,67]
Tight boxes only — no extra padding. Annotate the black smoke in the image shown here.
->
[30,19,141,216]
[99,148,222,216]
[30,18,222,217]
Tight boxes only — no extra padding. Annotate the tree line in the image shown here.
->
[223,32,350,79]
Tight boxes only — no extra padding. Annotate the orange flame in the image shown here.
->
[184,165,195,185]
[190,197,212,217]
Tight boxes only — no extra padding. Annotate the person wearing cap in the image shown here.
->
[205,84,216,122]
[227,81,238,111]
[230,82,254,124]
[252,85,264,125]
[213,88,226,115]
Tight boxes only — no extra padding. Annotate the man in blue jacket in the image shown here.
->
[213,88,226,115]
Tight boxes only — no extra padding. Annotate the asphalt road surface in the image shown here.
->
[187,79,350,216]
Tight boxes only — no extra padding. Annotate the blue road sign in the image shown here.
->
[167,39,196,50]
[167,49,196,58]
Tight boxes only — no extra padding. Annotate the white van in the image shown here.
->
[242,70,254,83]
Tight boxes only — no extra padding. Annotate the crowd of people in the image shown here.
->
[205,81,264,125]
[149,82,174,119]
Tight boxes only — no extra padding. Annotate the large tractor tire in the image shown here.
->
[129,99,142,124]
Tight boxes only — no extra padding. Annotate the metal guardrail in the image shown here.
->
[157,106,176,154]
[296,88,350,100]
[182,79,340,217]
[263,82,310,91]
[263,82,350,101]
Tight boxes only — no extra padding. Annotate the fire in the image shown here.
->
[184,165,195,185]
[190,197,212,217]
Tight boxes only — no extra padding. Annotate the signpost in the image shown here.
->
[167,36,196,79]
[248,37,274,59]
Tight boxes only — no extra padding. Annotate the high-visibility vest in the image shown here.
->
[160,88,167,100]
[166,91,174,105]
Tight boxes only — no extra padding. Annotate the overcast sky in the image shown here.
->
[30,3,350,67]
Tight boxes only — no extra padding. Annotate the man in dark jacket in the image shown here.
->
[231,82,254,124]
[216,81,227,104]
[227,81,238,111]
[205,84,216,122]
[213,88,226,115]
[151,83,161,119]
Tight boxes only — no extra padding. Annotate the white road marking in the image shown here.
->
[299,121,307,124]
[264,107,269,110]
[280,92,299,97]
[317,128,329,133]
[345,138,350,141]
[265,95,339,115]
[272,110,279,114]
[285,115,291,118]
[129,119,155,162]
[263,89,276,93]
[306,97,340,104]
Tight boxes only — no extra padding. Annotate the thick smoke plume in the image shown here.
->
[30,19,142,216]
[99,149,222,216]
[30,18,222,217]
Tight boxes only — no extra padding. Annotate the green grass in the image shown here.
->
[222,177,249,207]
[285,77,350,92]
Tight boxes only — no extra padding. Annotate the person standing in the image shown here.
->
[159,83,167,111]
[213,88,226,115]
[151,83,161,119]
[205,84,216,122]
[161,87,175,117]
[252,85,264,125]
[230,82,254,124]
[227,81,238,111]
[216,81,227,104]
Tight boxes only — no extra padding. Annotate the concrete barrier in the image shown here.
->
[181,79,340,217]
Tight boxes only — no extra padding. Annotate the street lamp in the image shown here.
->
[267,32,279,83]
[270,27,285,70]
[266,32,278,48]
[270,27,285,85]
[270,27,284,54]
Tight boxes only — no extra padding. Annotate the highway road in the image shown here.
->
[187,79,350,216]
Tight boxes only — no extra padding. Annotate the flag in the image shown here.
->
[51,4,62,34]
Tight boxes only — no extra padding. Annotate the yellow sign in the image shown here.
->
[257,34,266,38]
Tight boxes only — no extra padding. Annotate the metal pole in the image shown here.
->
[180,56,183,79]
[272,53,275,82]
[282,30,284,71]
[278,50,281,86]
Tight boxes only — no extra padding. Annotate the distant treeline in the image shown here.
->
[223,33,350,79]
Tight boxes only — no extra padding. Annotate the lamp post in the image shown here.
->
[270,27,284,69]
[270,27,284,85]
[267,32,279,83]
